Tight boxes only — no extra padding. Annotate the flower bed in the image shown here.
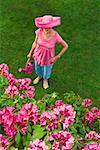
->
[0,63,100,150]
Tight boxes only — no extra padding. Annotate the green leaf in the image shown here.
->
[23,141,30,147]
[85,140,95,144]
[58,123,62,130]
[31,125,46,140]
[70,126,77,133]
[0,75,8,87]
[27,132,31,141]
[33,125,45,131]
[28,124,32,133]
[79,129,85,134]
[45,141,52,149]
[15,132,21,146]
[9,146,17,150]
[86,126,91,132]
[72,143,78,150]
[22,135,27,147]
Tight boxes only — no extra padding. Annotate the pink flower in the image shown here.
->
[5,85,19,99]
[15,78,35,99]
[21,127,27,134]
[0,63,9,77]
[82,142,100,150]
[85,107,100,123]
[0,103,38,137]
[83,99,92,107]
[20,86,35,99]
[55,100,64,107]
[17,103,38,134]
[54,103,76,129]
[0,134,9,149]
[15,78,32,90]
[85,111,95,123]
[49,104,54,110]
[91,107,100,119]
[0,107,15,124]
[49,131,74,150]
[85,131,100,140]
[6,73,16,85]
[4,125,17,138]
[28,139,48,150]
[0,107,17,137]
[40,102,76,131]
[40,111,58,131]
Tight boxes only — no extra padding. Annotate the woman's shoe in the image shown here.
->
[43,79,49,89]
[33,76,42,84]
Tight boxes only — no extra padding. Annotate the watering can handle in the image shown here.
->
[26,57,31,67]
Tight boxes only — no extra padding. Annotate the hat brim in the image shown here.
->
[35,16,61,28]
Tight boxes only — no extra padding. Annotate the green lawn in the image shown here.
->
[0,0,100,107]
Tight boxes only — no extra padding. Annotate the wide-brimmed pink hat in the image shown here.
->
[35,15,61,28]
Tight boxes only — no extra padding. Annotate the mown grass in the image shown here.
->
[0,0,100,107]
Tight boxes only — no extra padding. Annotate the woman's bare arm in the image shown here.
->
[27,35,38,58]
[50,40,68,63]
[57,40,68,59]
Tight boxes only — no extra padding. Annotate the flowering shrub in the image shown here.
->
[0,63,9,77]
[0,103,38,138]
[40,102,76,131]
[0,63,35,99]
[85,131,100,140]
[0,63,100,150]
[0,134,9,150]
[49,131,74,150]
[85,107,100,124]
[82,142,100,150]
[28,139,49,150]
[82,98,92,107]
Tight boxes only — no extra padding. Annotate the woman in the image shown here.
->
[27,15,68,89]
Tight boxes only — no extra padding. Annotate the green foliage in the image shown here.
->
[31,125,46,140]
[0,75,37,109]
[0,76,99,149]
[0,75,8,88]
[15,132,21,147]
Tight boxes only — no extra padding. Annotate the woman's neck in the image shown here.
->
[42,29,56,41]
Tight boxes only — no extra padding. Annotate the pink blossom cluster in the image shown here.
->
[15,78,31,89]
[19,85,35,99]
[5,77,35,99]
[15,78,34,99]
[83,98,92,107]
[0,107,17,137]
[0,103,38,137]
[85,131,100,140]
[49,131,74,150]
[85,107,100,123]
[40,100,76,131]
[82,142,100,150]
[5,85,19,99]
[0,63,9,77]
[28,139,48,150]
[0,134,9,150]
[6,73,16,85]
[0,63,35,99]
[54,100,76,129]
[40,111,58,131]
[17,103,38,134]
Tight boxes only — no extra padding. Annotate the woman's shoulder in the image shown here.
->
[35,28,42,36]
[54,30,63,43]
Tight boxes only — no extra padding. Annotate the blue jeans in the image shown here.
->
[34,61,53,79]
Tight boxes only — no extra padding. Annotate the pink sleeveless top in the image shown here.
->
[33,28,63,66]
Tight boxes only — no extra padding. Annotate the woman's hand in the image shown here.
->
[50,56,59,64]
[27,53,32,58]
